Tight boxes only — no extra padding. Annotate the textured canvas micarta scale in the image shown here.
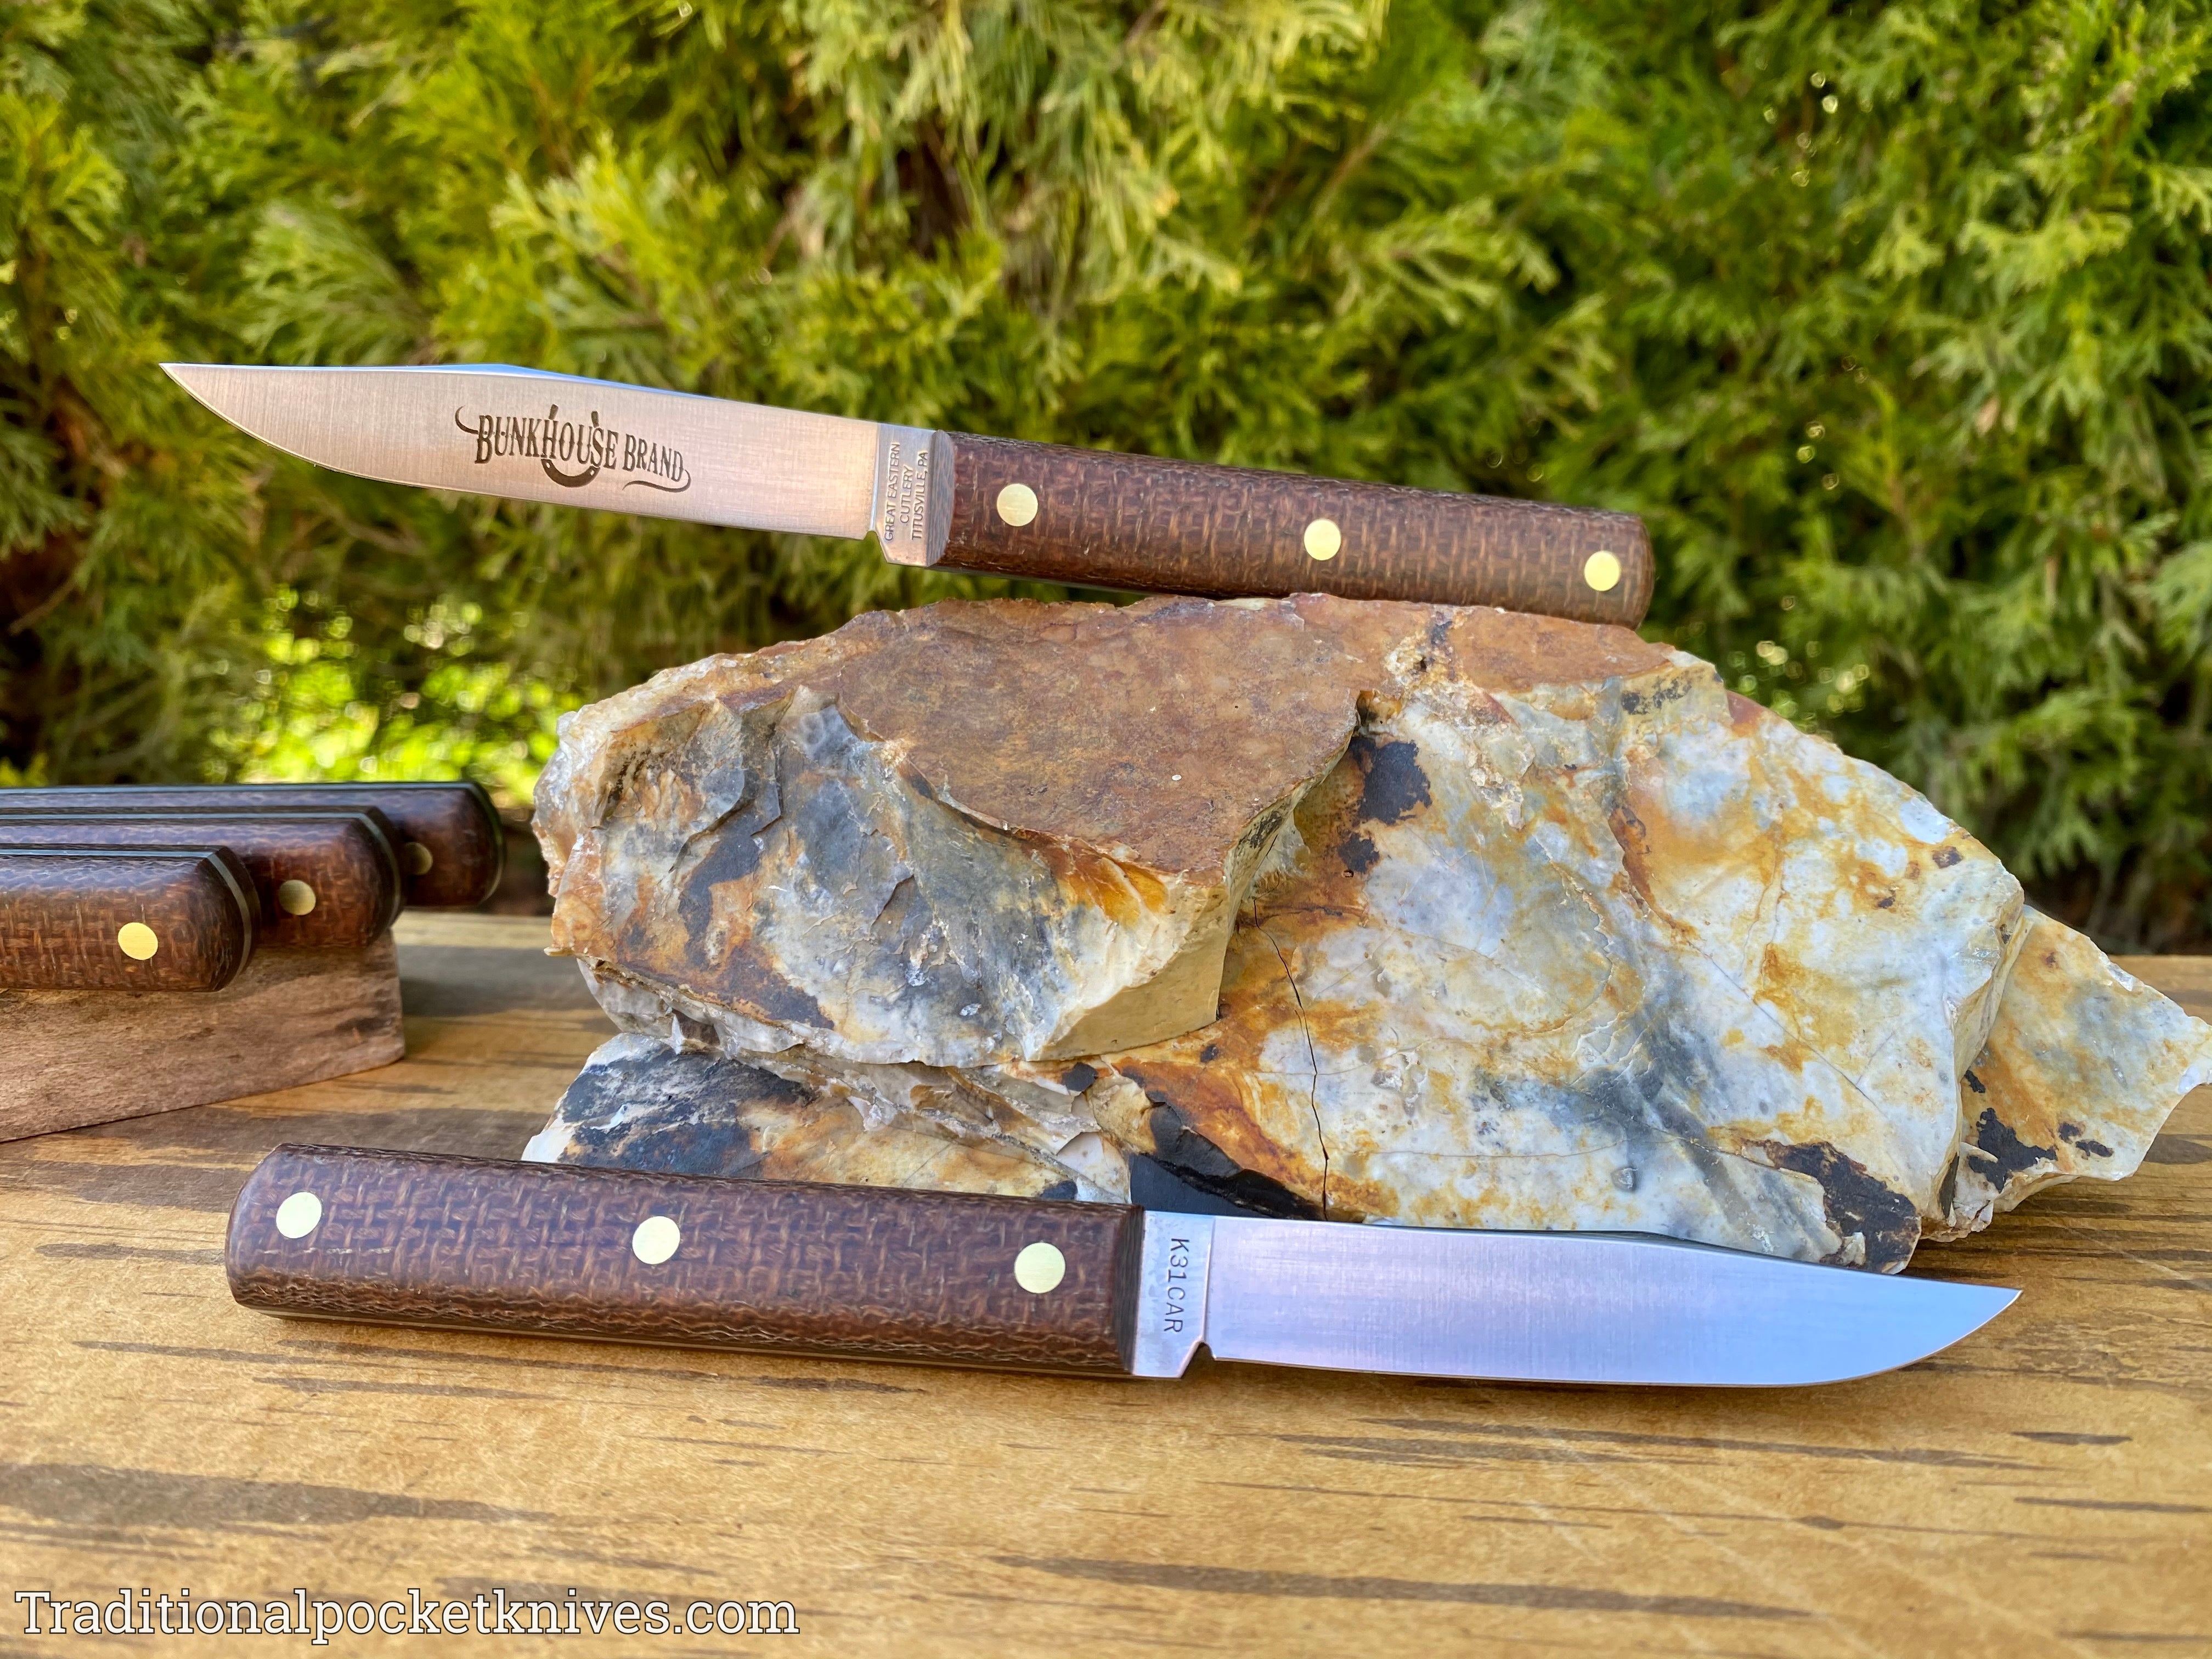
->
[228,1146,1147,1374]
[0,848,256,991]
[939,433,1654,624]
[0,782,503,907]
[0,814,400,949]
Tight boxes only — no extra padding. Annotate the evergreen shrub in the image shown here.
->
[3,1,2209,945]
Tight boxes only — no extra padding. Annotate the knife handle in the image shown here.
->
[0,848,256,991]
[0,782,502,907]
[0,813,400,949]
[228,1145,1147,1375]
[927,433,1652,625]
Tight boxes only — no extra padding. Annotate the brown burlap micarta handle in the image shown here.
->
[937,432,1654,624]
[0,847,257,991]
[0,812,400,950]
[0,781,503,908]
[228,1145,1147,1376]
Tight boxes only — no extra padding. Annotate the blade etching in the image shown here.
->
[450,399,691,495]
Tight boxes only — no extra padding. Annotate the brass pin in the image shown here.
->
[276,879,318,916]
[116,922,160,962]
[274,1191,323,1238]
[631,1215,681,1265]
[1013,1240,1066,1294]
[996,482,1040,528]
[1303,517,1342,561]
[401,842,435,876]
[1583,550,1623,593]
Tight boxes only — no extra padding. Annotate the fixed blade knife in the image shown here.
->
[163,363,1655,625]
[229,1145,2016,1387]
[0,782,502,909]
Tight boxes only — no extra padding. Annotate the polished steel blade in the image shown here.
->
[1133,1215,2015,1386]
[163,363,888,538]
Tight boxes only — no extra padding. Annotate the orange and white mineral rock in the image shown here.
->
[529,596,2212,1270]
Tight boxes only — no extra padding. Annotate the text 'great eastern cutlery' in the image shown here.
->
[228,1146,2014,1387]
[163,362,1654,624]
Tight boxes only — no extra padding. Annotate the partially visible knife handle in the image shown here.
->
[0,782,501,907]
[0,848,256,991]
[229,1146,1146,1375]
[0,813,399,949]
[926,432,1653,625]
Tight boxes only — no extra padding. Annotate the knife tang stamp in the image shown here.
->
[871,424,953,568]
[229,1146,1152,1376]
[0,847,257,991]
[0,782,502,907]
[0,813,400,949]
[926,433,1655,625]
[1131,1214,1215,1379]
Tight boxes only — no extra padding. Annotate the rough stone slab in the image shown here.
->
[532,596,2212,1268]
[1931,911,2212,1237]
[534,599,1413,1065]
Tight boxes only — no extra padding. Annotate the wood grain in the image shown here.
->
[0,782,503,908]
[229,1147,1143,1374]
[0,847,256,991]
[0,935,403,1141]
[0,812,401,949]
[0,923,2205,1657]
[939,432,1655,625]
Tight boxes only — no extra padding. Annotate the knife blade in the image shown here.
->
[0,783,501,909]
[163,363,1655,625]
[0,847,257,991]
[228,1144,2016,1387]
[0,813,400,950]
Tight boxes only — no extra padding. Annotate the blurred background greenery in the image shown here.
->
[3,0,2209,941]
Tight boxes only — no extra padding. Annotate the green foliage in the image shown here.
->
[3,0,2210,945]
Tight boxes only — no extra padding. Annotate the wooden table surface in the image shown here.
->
[2,915,2207,1657]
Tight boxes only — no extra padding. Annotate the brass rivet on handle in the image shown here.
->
[1303,517,1342,561]
[631,1215,682,1266]
[1013,1240,1066,1295]
[116,922,160,961]
[402,842,435,876]
[275,1191,323,1239]
[276,879,318,916]
[1583,550,1623,593]
[996,483,1040,527]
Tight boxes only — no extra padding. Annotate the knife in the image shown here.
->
[0,813,399,950]
[228,1145,2016,1386]
[162,363,1655,625]
[0,848,257,992]
[0,783,501,909]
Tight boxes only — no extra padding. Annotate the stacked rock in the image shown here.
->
[526,597,2211,1272]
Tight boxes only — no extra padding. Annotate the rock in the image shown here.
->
[531,595,2212,1269]
[533,600,1386,1064]
[521,1032,1125,1201]
[1928,912,2212,1238]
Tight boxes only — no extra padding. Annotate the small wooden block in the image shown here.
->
[0,934,404,1142]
